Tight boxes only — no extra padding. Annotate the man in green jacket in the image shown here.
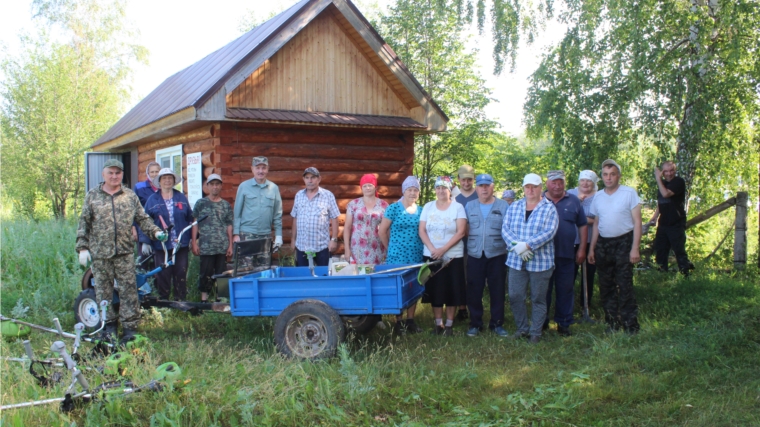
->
[76,159,167,342]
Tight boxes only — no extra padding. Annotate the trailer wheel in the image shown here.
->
[274,300,345,360]
[73,288,101,330]
[342,315,382,334]
[81,268,94,290]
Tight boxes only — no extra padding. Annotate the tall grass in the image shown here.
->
[1,219,759,426]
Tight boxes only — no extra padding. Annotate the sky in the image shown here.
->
[0,0,565,136]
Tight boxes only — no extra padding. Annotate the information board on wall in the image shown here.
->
[186,152,203,208]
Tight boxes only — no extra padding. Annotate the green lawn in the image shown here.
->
[1,220,759,426]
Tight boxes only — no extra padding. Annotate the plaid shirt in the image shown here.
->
[502,196,559,271]
[291,187,340,252]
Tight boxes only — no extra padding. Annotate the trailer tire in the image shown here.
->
[73,288,101,331]
[274,299,345,360]
[342,315,381,334]
[81,268,94,290]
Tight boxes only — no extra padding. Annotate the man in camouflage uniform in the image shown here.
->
[588,159,642,334]
[233,156,283,270]
[191,174,233,302]
[76,159,167,342]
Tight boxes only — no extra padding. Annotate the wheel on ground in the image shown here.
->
[274,299,346,360]
[81,267,94,290]
[342,315,382,334]
[73,288,101,331]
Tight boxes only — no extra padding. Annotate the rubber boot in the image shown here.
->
[99,321,118,343]
[120,328,138,346]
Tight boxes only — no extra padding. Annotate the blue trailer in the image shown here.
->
[228,265,424,359]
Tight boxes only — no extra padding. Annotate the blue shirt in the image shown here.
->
[545,191,587,259]
[383,202,423,264]
[502,197,559,271]
[567,188,596,244]
[478,202,494,219]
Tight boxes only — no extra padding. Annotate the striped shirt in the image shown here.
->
[291,187,340,252]
[502,196,559,271]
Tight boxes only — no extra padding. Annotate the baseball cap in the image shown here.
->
[252,156,268,166]
[502,189,516,199]
[103,159,124,170]
[547,170,566,181]
[457,165,475,179]
[601,159,621,173]
[303,167,320,177]
[522,173,542,186]
[206,173,223,184]
[475,173,494,185]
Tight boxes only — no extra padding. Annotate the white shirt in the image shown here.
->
[420,201,467,258]
[589,185,640,238]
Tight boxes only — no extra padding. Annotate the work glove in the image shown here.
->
[512,242,530,255]
[154,231,168,242]
[141,243,153,256]
[274,235,283,250]
[78,250,91,267]
[520,250,534,262]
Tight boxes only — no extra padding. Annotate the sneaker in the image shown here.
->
[529,335,541,344]
[431,325,445,335]
[405,319,423,334]
[466,327,480,337]
[492,326,509,337]
[443,326,454,337]
[557,325,572,337]
[512,331,529,340]
[456,309,469,321]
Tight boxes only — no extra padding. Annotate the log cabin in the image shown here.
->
[90,0,448,249]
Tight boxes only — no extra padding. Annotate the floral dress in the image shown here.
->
[347,197,389,265]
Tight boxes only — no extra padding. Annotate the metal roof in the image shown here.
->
[226,108,426,128]
[93,0,310,146]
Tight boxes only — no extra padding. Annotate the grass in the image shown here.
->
[1,219,759,426]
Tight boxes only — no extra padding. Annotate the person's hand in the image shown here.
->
[575,246,586,265]
[155,231,168,242]
[191,241,200,256]
[131,226,138,242]
[233,235,240,243]
[78,250,91,267]
[226,244,233,258]
[328,239,338,253]
[588,249,596,265]
[142,243,154,256]
[290,239,296,250]
[274,235,283,251]
[512,242,530,255]
[344,248,352,262]
[430,247,447,260]
[654,166,662,181]
[520,250,534,262]
[630,248,640,264]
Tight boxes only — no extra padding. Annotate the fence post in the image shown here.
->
[733,192,748,270]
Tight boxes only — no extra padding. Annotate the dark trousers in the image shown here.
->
[595,232,639,332]
[154,246,189,300]
[574,243,597,309]
[295,248,330,267]
[466,253,507,329]
[545,257,576,328]
[199,254,227,293]
[654,225,691,273]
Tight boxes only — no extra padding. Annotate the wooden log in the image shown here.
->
[685,197,737,229]
[201,152,214,167]
[733,192,748,270]
[183,138,219,154]
[204,167,216,178]
[223,171,407,186]
[218,127,411,147]
[138,150,157,163]
[217,157,406,173]
[137,125,216,153]
[215,143,405,161]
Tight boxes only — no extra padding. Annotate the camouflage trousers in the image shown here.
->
[91,254,140,329]
[595,231,640,333]
[237,232,270,272]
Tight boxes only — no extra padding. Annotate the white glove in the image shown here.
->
[78,250,91,267]
[512,242,530,255]
[141,243,153,256]
[154,231,168,242]
[274,235,283,249]
[520,250,534,262]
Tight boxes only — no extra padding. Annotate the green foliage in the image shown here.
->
[0,0,147,219]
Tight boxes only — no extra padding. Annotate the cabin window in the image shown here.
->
[155,145,183,192]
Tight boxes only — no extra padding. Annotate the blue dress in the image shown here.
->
[383,202,424,264]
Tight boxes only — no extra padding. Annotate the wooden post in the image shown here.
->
[733,192,748,270]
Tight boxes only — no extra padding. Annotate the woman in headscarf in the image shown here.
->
[135,162,161,257]
[144,168,194,300]
[567,170,600,309]
[418,176,467,336]
[379,176,425,334]
[344,174,389,265]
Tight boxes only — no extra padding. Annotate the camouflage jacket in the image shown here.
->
[192,197,233,255]
[76,184,162,259]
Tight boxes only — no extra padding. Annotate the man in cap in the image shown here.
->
[543,170,588,336]
[454,164,477,320]
[501,190,516,205]
[646,161,693,276]
[588,159,642,334]
[290,167,341,266]
[192,174,233,302]
[76,159,167,342]
[233,156,283,270]
[464,174,510,337]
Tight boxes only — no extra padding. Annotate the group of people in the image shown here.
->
[76,155,691,344]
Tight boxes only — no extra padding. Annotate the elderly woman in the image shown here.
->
[344,174,389,265]
[501,189,516,205]
[567,170,599,309]
[135,162,161,255]
[144,168,194,301]
[502,173,558,343]
[379,176,425,334]
[419,177,467,336]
